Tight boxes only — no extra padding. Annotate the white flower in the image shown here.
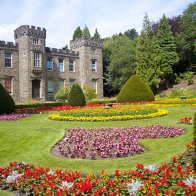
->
[183,177,196,187]
[127,180,143,195]
[60,181,73,189]
[6,171,23,184]
[144,165,158,172]
[47,170,54,175]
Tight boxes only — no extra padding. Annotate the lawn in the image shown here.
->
[0,106,194,175]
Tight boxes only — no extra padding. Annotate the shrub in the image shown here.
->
[117,75,154,102]
[55,86,70,101]
[68,83,86,106]
[0,82,15,114]
[83,85,96,100]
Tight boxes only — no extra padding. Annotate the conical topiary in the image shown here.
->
[117,75,154,102]
[68,83,86,106]
[0,82,15,114]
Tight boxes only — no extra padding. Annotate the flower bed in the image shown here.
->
[49,105,168,122]
[0,114,30,121]
[56,125,184,160]
[0,142,195,195]
[148,98,196,107]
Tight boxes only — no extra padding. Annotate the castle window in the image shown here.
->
[58,59,64,72]
[69,79,75,87]
[4,77,13,95]
[32,38,39,45]
[47,80,53,95]
[5,53,12,68]
[59,79,65,87]
[34,52,41,67]
[47,57,53,71]
[92,79,97,94]
[69,60,75,72]
[91,59,96,72]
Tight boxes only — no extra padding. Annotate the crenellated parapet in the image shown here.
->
[45,47,79,57]
[0,40,18,50]
[14,25,46,39]
[70,38,102,50]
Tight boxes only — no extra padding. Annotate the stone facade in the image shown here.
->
[0,25,103,103]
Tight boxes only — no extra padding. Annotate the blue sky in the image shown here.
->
[0,0,194,48]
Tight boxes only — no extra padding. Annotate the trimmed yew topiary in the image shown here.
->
[117,75,154,102]
[0,82,15,114]
[68,83,86,106]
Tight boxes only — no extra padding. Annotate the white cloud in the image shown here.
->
[0,0,194,48]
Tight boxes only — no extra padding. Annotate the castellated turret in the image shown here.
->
[14,25,46,101]
[70,38,103,98]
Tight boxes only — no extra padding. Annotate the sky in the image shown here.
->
[0,0,194,48]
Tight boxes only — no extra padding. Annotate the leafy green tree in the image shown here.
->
[83,85,96,100]
[136,14,162,92]
[68,83,86,106]
[124,28,138,40]
[73,26,83,40]
[82,25,91,38]
[180,2,196,69]
[55,86,70,101]
[93,28,101,40]
[104,35,136,95]
[156,14,179,86]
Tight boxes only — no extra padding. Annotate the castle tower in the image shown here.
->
[14,25,46,101]
[70,38,103,98]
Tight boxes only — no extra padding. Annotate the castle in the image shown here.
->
[0,25,103,103]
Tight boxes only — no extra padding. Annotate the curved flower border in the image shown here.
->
[49,109,168,122]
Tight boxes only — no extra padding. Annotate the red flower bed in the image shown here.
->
[0,142,195,195]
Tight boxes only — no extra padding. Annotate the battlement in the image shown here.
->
[14,25,46,39]
[70,38,102,50]
[45,47,79,57]
[0,40,18,49]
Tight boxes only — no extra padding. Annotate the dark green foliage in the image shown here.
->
[82,25,91,38]
[156,15,179,79]
[93,28,101,40]
[124,28,138,40]
[103,35,136,95]
[68,83,86,106]
[16,102,66,109]
[73,26,82,40]
[117,75,154,102]
[0,83,15,114]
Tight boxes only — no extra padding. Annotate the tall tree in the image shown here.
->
[156,14,179,86]
[93,28,101,40]
[73,26,82,40]
[180,2,196,69]
[124,28,138,40]
[104,35,136,95]
[136,14,162,92]
[82,25,91,38]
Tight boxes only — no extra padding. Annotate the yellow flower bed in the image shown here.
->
[49,109,168,122]
[148,98,196,107]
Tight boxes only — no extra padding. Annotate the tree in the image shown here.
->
[68,83,86,106]
[124,28,138,40]
[0,82,15,114]
[93,28,101,40]
[82,25,91,38]
[62,44,69,51]
[73,26,83,40]
[156,14,179,87]
[136,14,162,93]
[180,2,196,69]
[117,75,154,103]
[104,35,136,95]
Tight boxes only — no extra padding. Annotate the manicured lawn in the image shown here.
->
[0,106,194,175]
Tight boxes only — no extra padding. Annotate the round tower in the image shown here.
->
[14,25,46,101]
[70,38,103,98]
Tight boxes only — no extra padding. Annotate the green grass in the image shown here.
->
[0,190,13,195]
[0,106,194,175]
